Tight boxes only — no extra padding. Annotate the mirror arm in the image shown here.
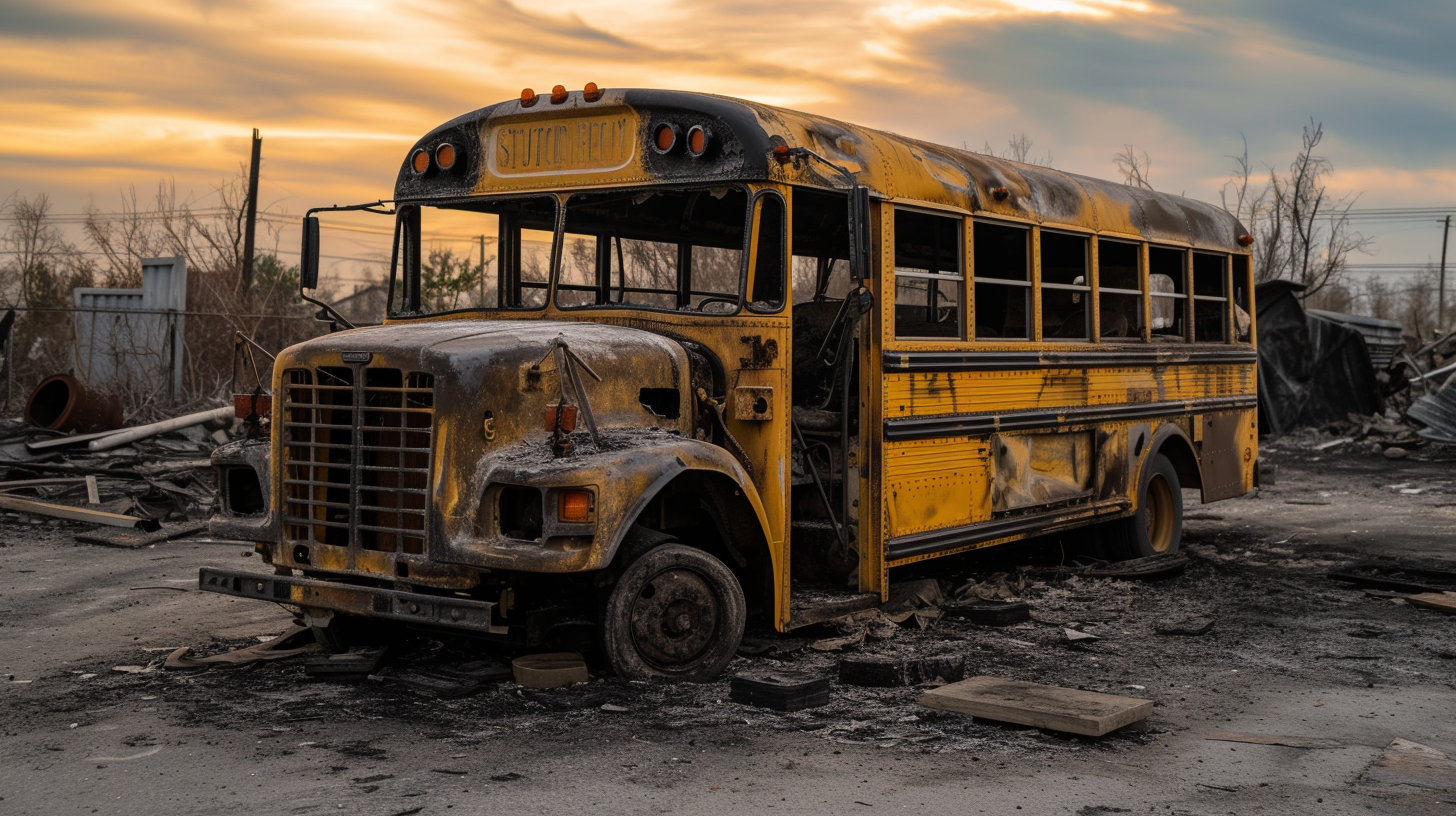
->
[783,147,870,285]
[297,201,394,331]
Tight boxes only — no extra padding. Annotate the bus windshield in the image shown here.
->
[391,187,751,317]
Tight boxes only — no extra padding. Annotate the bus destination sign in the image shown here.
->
[488,114,636,177]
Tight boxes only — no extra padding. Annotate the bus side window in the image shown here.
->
[1097,239,1143,340]
[1232,254,1252,341]
[748,193,786,313]
[1193,252,1229,342]
[893,208,964,339]
[1040,231,1090,340]
[1148,247,1187,340]
[973,221,1030,340]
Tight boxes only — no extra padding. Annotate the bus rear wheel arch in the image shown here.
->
[1104,452,1183,560]
[601,543,746,682]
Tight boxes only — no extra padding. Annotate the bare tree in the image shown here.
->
[977,134,1054,167]
[1220,121,1371,300]
[1113,145,1153,190]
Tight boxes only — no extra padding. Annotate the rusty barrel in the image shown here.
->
[25,374,124,433]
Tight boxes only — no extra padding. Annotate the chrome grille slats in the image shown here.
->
[282,366,434,559]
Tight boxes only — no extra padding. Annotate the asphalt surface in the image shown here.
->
[2,434,1454,815]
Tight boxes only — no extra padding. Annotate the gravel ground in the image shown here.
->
[2,435,1454,815]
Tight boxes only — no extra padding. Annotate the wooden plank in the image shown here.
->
[1406,592,1456,615]
[919,676,1153,736]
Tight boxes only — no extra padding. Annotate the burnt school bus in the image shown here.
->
[202,85,1260,681]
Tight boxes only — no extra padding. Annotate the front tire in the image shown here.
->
[601,543,746,682]
[1105,452,1183,560]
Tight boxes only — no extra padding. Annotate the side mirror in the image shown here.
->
[300,215,320,290]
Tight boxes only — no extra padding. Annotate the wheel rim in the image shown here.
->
[1145,472,1175,553]
[628,568,719,671]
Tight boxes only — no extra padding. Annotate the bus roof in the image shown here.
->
[396,88,1248,253]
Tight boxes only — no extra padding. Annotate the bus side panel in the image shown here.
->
[1199,409,1257,501]
[884,438,991,538]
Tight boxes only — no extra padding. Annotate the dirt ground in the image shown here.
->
[2,434,1454,816]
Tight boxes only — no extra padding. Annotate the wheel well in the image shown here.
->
[1154,430,1203,492]
[625,470,774,619]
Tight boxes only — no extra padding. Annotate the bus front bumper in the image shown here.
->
[198,568,501,633]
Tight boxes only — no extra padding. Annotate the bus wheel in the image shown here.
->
[602,543,745,682]
[1106,453,1182,560]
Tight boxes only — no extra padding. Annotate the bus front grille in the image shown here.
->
[281,366,435,557]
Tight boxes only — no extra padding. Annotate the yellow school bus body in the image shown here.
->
[207,88,1257,652]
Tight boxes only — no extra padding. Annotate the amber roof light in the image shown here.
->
[551,84,568,104]
[652,122,679,154]
[686,125,709,157]
[411,148,430,174]
[583,82,603,102]
[435,143,456,170]
[520,88,538,107]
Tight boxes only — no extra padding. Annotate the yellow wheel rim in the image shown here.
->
[1145,472,1175,553]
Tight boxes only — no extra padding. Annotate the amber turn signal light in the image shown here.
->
[1238,234,1255,247]
[411,148,430,174]
[551,84,568,104]
[652,122,679,154]
[686,125,709,157]
[435,143,456,170]
[559,490,593,523]
[545,403,578,433]
[520,88,539,107]
[771,144,790,163]
[583,82,603,102]
[991,186,1009,201]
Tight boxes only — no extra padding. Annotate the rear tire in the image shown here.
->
[602,543,746,682]
[1105,452,1182,560]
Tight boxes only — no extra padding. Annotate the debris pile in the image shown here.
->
[0,400,235,539]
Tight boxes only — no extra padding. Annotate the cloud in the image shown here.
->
[0,0,1452,256]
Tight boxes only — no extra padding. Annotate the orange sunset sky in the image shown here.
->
[2,0,1454,267]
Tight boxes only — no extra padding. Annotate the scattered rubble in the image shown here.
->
[0,398,236,536]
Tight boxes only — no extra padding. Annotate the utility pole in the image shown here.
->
[241,128,262,290]
[478,234,487,306]
[1440,215,1451,332]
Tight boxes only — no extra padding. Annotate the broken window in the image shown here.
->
[553,187,748,314]
[893,208,963,339]
[392,196,557,316]
[748,193,786,313]
[1232,254,1253,341]
[1148,246,1188,340]
[790,188,852,305]
[1097,239,1143,340]
[973,221,1030,340]
[1040,231,1090,340]
[1192,252,1229,342]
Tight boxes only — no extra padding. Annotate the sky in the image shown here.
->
[2,0,1454,270]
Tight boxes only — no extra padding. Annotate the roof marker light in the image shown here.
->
[521,88,538,107]
[991,186,1009,201]
[771,144,790,163]
[1238,234,1255,247]
[411,148,430,174]
[551,85,568,104]
[583,82,603,102]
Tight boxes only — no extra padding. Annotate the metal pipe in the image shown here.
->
[87,406,233,452]
[25,374,124,433]
[0,493,160,531]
